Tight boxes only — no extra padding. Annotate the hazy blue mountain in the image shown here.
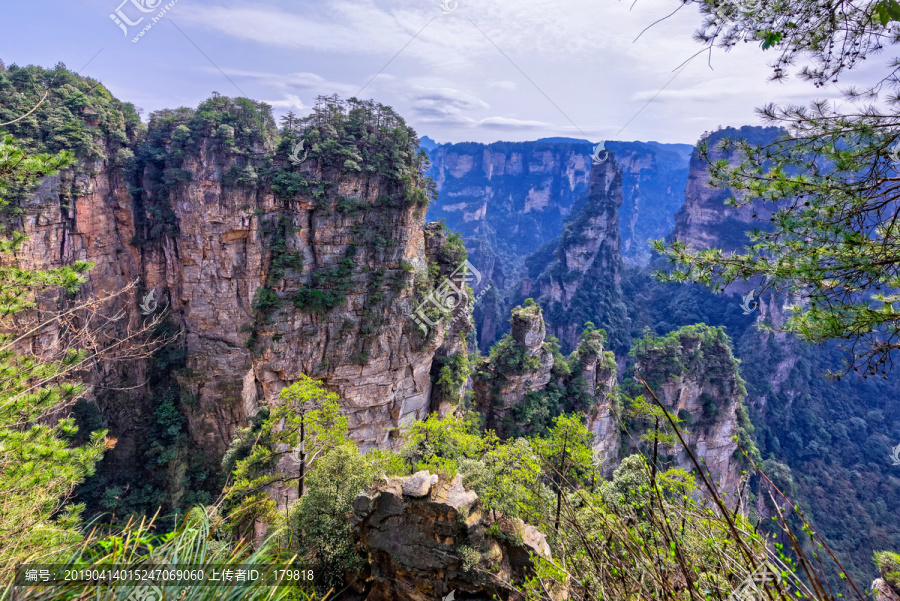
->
[423,136,692,349]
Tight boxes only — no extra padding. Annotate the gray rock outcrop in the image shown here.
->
[349,471,555,601]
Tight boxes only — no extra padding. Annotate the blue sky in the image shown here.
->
[0,0,878,144]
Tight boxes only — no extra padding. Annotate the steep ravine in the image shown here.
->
[9,91,472,512]
[425,137,691,350]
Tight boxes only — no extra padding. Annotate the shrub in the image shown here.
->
[875,551,900,592]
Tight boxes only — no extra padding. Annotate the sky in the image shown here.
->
[0,0,883,145]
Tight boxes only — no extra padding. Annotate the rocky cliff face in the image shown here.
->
[669,126,780,254]
[149,138,467,455]
[9,90,471,510]
[425,138,690,350]
[579,334,620,476]
[426,138,690,270]
[472,302,620,459]
[611,141,693,265]
[521,154,630,353]
[349,470,554,601]
[426,139,593,277]
[658,124,900,587]
[630,325,754,501]
[873,578,900,601]
[472,303,555,432]
[532,155,624,299]
[470,306,749,496]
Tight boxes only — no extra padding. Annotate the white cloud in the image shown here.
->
[478,116,551,129]
[162,0,888,142]
[408,87,490,117]
[263,94,307,110]
[488,80,518,91]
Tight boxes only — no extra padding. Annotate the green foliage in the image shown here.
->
[151,93,276,157]
[293,246,357,313]
[76,375,213,529]
[875,551,900,592]
[623,268,899,587]
[459,438,543,520]
[146,386,187,466]
[289,95,434,204]
[435,221,468,265]
[228,376,348,499]
[433,352,470,404]
[511,385,565,437]
[261,214,304,283]
[599,453,652,510]
[0,135,74,222]
[0,136,106,572]
[399,413,488,477]
[526,440,849,601]
[631,324,742,389]
[6,507,317,601]
[221,408,270,477]
[0,63,142,164]
[279,445,375,590]
[623,394,686,449]
[251,286,282,317]
[335,195,367,216]
[218,377,383,593]
[478,333,544,377]
[457,545,481,572]
[873,0,900,24]
[135,94,277,249]
[651,74,900,376]
[532,414,595,491]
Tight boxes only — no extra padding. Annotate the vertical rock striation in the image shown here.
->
[630,325,756,500]
[425,138,691,350]
[472,302,621,457]
[471,303,555,432]
[9,91,472,507]
[522,154,630,353]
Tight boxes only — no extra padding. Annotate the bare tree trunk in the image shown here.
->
[554,428,570,533]
[298,415,306,498]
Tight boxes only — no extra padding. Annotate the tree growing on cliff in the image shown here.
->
[0,136,107,571]
[653,0,900,376]
[223,376,385,592]
[532,414,594,532]
[223,376,358,538]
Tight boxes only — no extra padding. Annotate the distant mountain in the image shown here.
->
[422,137,692,349]
[518,151,630,353]
[509,124,900,590]
[419,135,441,153]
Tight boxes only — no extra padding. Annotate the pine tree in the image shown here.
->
[653,0,900,376]
[0,135,109,571]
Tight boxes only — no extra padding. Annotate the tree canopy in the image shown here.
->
[654,0,900,375]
